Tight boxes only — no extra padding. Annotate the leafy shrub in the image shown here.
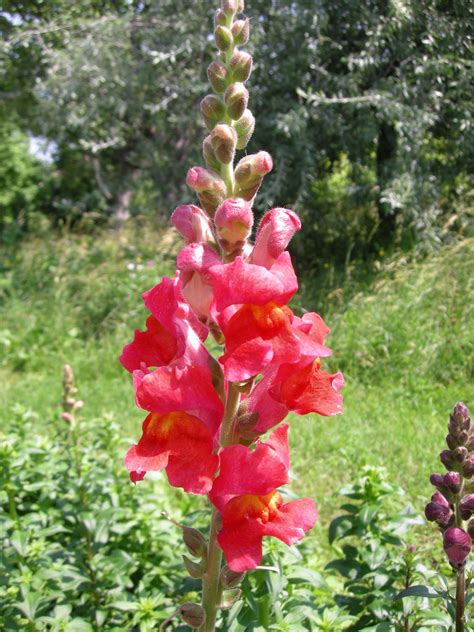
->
[327,466,454,631]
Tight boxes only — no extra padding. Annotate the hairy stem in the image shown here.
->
[201,383,241,631]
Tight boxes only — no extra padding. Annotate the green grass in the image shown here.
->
[1,230,473,535]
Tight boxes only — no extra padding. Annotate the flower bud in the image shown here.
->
[443,471,462,494]
[202,135,221,172]
[463,455,474,477]
[424,501,453,528]
[446,434,458,450]
[232,18,250,46]
[182,526,208,558]
[468,519,474,538]
[211,124,237,164]
[234,151,273,200]
[233,110,254,150]
[171,204,214,244]
[220,565,246,588]
[230,51,253,82]
[61,412,73,423]
[186,167,227,216]
[236,411,259,433]
[252,207,301,268]
[440,449,455,470]
[224,82,249,120]
[179,603,206,629]
[215,25,233,52]
[221,0,239,16]
[177,244,220,320]
[454,446,468,462]
[430,473,446,490]
[219,588,242,609]
[214,9,227,26]
[443,527,472,569]
[207,61,228,93]
[215,197,253,252]
[182,555,204,579]
[459,494,474,520]
[449,402,471,436]
[200,95,225,131]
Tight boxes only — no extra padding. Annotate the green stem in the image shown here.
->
[201,383,241,631]
[455,569,465,632]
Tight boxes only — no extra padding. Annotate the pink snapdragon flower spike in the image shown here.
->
[171,204,215,244]
[120,2,344,628]
[210,425,317,571]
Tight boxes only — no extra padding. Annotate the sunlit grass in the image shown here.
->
[1,231,473,537]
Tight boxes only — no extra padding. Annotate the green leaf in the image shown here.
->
[108,600,139,612]
[328,515,354,544]
[393,585,441,600]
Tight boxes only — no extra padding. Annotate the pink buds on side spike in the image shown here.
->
[443,527,472,569]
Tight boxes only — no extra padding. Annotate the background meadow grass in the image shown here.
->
[1,229,473,538]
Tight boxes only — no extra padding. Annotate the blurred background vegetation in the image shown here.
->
[1,0,472,265]
[1,2,473,628]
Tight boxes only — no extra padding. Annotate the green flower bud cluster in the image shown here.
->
[192,0,260,208]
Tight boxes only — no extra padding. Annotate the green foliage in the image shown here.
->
[326,466,448,631]
[0,124,49,241]
[0,406,198,631]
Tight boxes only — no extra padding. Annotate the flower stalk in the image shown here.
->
[119,1,343,630]
[425,402,474,632]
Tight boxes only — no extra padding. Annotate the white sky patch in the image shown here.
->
[28,136,56,164]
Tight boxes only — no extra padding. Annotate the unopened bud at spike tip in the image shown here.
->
[235,109,255,149]
[232,18,250,46]
[225,82,249,120]
[221,0,239,16]
[215,25,233,52]
[200,95,225,131]
[211,124,238,164]
[214,8,227,26]
[208,61,228,93]
[202,135,221,172]
[179,603,206,629]
[230,51,253,83]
